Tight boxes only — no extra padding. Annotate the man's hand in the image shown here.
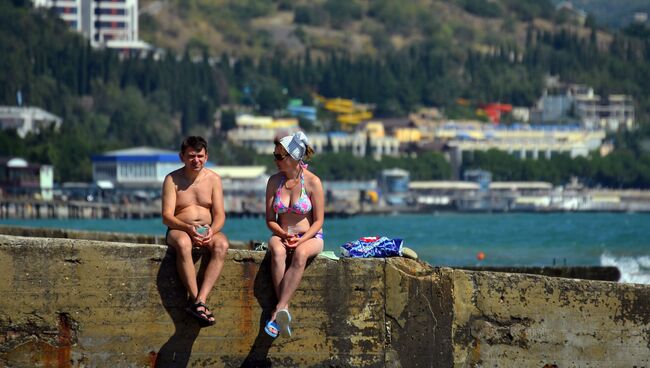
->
[199,226,214,246]
[190,225,207,246]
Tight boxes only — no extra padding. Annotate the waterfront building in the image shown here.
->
[210,166,268,214]
[377,168,410,206]
[0,157,54,200]
[91,147,199,189]
[0,106,62,138]
[321,180,377,213]
[409,179,557,212]
[93,147,270,212]
[409,181,479,208]
[33,0,149,51]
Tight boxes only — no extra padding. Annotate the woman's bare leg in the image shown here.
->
[275,238,323,312]
[268,235,288,297]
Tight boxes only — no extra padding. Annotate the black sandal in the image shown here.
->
[186,301,216,327]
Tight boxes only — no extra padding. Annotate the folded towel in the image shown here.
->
[319,251,340,260]
[340,236,403,258]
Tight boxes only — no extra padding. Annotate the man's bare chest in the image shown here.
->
[175,186,212,209]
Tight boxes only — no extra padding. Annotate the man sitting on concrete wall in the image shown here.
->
[162,136,229,327]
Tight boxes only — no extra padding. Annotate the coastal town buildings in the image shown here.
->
[0,157,54,200]
[0,106,62,138]
[227,114,401,160]
[91,147,186,189]
[531,84,635,131]
[226,115,301,154]
[33,0,149,50]
[212,166,268,214]
[308,131,400,160]
[91,146,270,212]
[442,122,605,159]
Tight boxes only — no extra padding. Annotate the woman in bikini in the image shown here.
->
[263,131,325,338]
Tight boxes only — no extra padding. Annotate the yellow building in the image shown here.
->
[394,128,422,143]
[363,121,386,138]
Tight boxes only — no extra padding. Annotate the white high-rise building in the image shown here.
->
[34,0,149,50]
[33,0,82,31]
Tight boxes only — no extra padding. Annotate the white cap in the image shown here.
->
[279,131,310,161]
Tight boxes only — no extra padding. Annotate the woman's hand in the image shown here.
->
[283,234,300,249]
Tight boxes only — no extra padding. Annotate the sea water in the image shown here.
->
[2,213,649,284]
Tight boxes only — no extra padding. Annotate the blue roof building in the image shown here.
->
[92,147,215,188]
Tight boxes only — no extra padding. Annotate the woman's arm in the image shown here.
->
[265,175,289,239]
[292,172,324,246]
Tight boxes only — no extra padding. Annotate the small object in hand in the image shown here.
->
[196,225,209,236]
[287,225,298,236]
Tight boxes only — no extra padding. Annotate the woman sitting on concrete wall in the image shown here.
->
[263,132,325,338]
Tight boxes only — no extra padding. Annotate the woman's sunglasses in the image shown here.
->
[273,153,288,161]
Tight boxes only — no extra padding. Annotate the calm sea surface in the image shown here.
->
[2,213,649,283]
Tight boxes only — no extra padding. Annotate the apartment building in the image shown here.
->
[531,84,635,131]
[33,0,149,50]
[33,0,82,31]
[0,106,62,138]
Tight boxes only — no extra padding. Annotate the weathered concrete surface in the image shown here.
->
[0,235,441,367]
[0,234,649,367]
[0,224,168,244]
[451,269,650,367]
[0,225,252,249]
[460,265,621,282]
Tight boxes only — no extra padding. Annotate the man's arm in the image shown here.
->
[209,174,226,233]
[161,174,192,233]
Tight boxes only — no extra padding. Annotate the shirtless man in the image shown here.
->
[162,136,229,327]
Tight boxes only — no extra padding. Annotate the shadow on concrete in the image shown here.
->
[155,249,204,368]
[240,251,318,367]
[241,251,276,367]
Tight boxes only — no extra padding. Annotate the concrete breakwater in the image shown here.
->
[0,234,649,367]
[0,225,624,282]
[0,225,254,249]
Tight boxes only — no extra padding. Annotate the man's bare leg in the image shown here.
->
[167,229,199,299]
[196,232,229,303]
